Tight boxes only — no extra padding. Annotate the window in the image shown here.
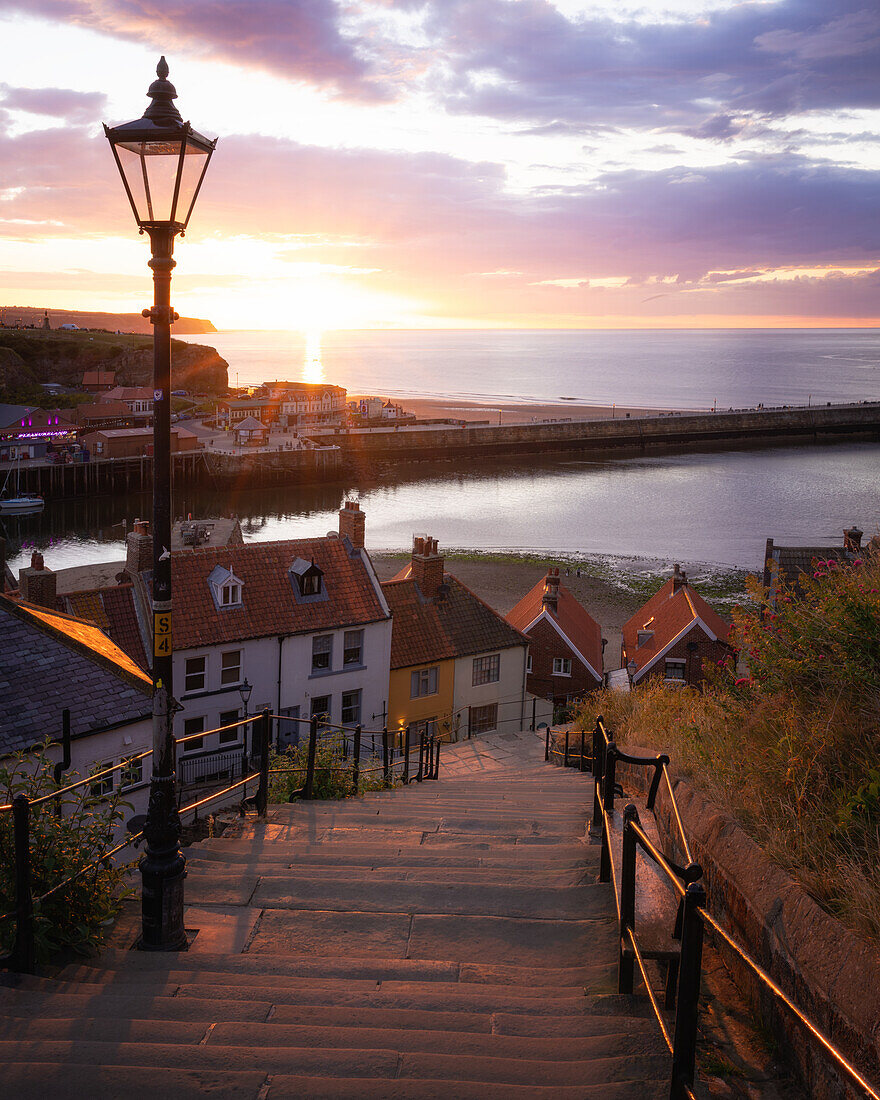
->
[553,657,572,677]
[343,630,363,666]
[341,689,361,725]
[312,635,332,672]
[89,760,114,799]
[290,557,323,598]
[665,659,687,682]
[182,716,205,752]
[120,754,144,790]
[310,695,331,721]
[410,667,439,698]
[469,704,497,736]
[472,654,500,686]
[221,582,241,606]
[301,572,320,596]
[219,708,242,745]
[526,654,533,673]
[184,656,206,692]
[220,650,241,685]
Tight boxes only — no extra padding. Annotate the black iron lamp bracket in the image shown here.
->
[142,306,179,325]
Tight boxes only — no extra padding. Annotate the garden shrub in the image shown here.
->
[0,750,135,963]
[268,733,393,803]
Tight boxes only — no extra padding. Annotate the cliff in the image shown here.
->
[0,306,215,334]
[0,330,228,394]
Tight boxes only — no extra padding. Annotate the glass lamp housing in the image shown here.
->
[104,57,216,231]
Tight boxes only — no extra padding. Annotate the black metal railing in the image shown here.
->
[269,714,440,800]
[585,714,880,1100]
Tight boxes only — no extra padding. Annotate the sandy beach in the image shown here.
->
[353,395,691,425]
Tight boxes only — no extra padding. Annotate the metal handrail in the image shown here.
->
[699,906,880,1100]
[178,773,258,818]
[590,713,880,1100]
[626,925,672,1053]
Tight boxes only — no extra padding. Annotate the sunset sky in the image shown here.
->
[1,0,879,330]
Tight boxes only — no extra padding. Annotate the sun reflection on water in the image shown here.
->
[303,330,325,383]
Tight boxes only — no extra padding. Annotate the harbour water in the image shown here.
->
[3,329,878,577]
[4,441,878,576]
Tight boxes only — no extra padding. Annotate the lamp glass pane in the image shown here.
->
[176,138,211,227]
[115,138,184,224]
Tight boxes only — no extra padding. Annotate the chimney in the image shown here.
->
[542,568,560,613]
[672,563,687,593]
[19,550,57,609]
[338,500,365,548]
[843,526,863,554]
[411,535,445,600]
[126,519,153,576]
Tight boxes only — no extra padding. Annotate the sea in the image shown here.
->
[4,328,880,577]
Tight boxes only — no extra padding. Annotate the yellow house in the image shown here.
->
[382,536,529,742]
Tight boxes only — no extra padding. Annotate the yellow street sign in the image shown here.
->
[153,611,171,657]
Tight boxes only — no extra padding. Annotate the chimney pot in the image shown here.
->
[411,533,444,599]
[19,552,56,609]
[338,500,365,548]
[844,526,863,553]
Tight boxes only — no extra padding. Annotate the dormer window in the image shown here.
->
[290,557,324,600]
[208,564,244,610]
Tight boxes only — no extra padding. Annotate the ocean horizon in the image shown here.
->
[179,327,880,412]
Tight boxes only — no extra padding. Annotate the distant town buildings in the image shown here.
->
[215,382,347,429]
[0,404,76,460]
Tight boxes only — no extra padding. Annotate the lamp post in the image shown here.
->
[627,659,638,689]
[105,58,216,951]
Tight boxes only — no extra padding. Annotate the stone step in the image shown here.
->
[60,950,596,988]
[236,875,608,920]
[0,1040,669,1087]
[185,858,589,886]
[244,908,617,966]
[48,969,618,1004]
[191,841,594,869]
[0,1064,665,1100]
[263,1075,664,1099]
[1,1065,266,1100]
[0,1016,659,1062]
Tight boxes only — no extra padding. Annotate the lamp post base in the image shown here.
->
[136,771,188,951]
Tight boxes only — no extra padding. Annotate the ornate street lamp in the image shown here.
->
[105,58,217,951]
[627,659,638,688]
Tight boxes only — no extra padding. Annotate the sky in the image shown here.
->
[0,0,879,331]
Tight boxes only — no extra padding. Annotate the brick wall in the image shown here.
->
[525,615,601,703]
[637,624,730,687]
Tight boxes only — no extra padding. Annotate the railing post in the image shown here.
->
[432,737,440,779]
[11,795,35,974]
[564,729,570,768]
[304,715,318,799]
[256,707,270,817]
[669,882,706,1099]
[618,803,638,994]
[647,754,669,811]
[604,742,618,817]
[580,727,586,773]
[531,697,536,731]
[402,725,411,784]
[544,725,550,761]
[591,731,604,834]
[352,724,362,794]
[599,744,618,883]
[53,708,72,787]
[416,732,425,782]
[382,726,389,782]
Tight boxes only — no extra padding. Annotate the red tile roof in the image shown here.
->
[507,578,603,675]
[100,386,153,402]
[161,538,389,651]
[621,579,731,674]
[383,573,528,670]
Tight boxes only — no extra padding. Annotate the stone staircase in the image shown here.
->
[0,730,670,1098]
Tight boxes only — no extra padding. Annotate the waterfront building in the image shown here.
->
[81,425,198,459]
[98,386,154,422]
[507,568,603,704]
[0,405,76,460]
[620,565,731,687]
[74,399,136,433]
[383,536,531,741]
[216,382,347,429]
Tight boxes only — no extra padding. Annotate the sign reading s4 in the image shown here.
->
[154,611,172,657]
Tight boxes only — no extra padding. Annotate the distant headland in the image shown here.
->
[0,306,216,336]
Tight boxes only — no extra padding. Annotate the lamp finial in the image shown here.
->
[157,56,169,80]
[144,56,182,125]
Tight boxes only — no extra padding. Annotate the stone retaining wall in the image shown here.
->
[611,751,880,1100]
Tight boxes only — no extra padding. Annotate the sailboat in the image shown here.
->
[0,452,44,514]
